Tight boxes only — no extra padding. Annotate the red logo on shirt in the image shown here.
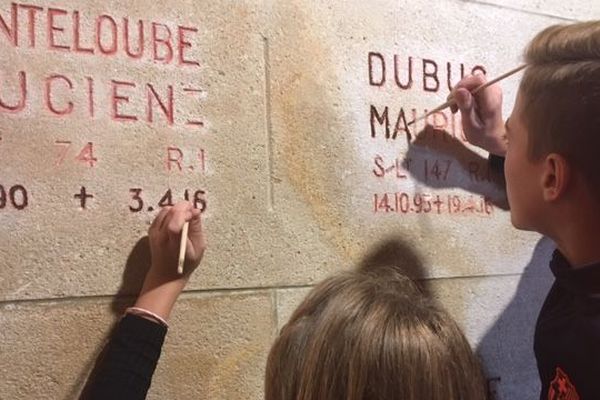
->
[548,367,580,400]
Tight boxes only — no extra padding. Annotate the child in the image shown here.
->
[81,201,205,400]
[264,265,485,400]
[82,201,487,399]
[451,21,600,400]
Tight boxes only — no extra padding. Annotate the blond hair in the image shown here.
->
[520,21,600,195]
[265,267,486,400]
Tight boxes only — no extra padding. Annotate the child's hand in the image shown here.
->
[148,201,205,280]
[450,73,507,156]
[134,201,206,321]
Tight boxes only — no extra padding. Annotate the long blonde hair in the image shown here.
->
[265,267,486,400]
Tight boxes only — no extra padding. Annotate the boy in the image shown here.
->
[451,21,600,399]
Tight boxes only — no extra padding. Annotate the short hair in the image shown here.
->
[264,267,486,400]
[520,21,600,196]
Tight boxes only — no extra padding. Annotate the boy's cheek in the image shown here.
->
[503,159,525,228]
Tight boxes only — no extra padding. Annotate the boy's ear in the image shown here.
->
[541,153,570,201]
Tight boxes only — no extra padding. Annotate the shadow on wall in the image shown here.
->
[404,126,509,210]
[74,237,153,400]
[69,226,552,399]
[358,237,431,296]
[403,126,554,399]
[355,236,554,399]
[476,237,554,400]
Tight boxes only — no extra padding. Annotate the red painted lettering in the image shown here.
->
[0,71,27,112]
[394,55,413,89]
[370,105,389,138]
[166,147,183,171]
[152,23,173,63]
[96,15,118,55]
[124,17,144,59]
[422,59,439,92]
[0,3,17,47]
[73,11,94,54]
[446,62,465,91]
[54,140,71,166]
[367,52,486,94]
[111,80,137,121]
[183,88,204,127]
[468,162,480,182]
[373,155,385,177]
[468,161,492,183]
[146,84,173,125]
[45,74,74,115]
[472,65,487,75]
[86,76,94,117]
[76,142,97,167]
[393,107,410,139]
[198,149,206,173]
[47,8,70,51]
[368,52,385,87]
[19,4,42,48]
[178,26,199,66]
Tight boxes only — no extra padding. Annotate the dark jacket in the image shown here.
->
[81,314,166,400]
[535,250,600,400]
[491,153,600,399]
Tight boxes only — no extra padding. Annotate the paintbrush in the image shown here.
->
[406,64,527,127]
[177,221,189,275]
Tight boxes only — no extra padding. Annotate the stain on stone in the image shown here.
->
[277,2,362,263]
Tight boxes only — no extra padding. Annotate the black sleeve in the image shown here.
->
[82,314,167,400]
[489,153,505,174]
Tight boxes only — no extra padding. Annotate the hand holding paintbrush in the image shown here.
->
[407,64,527,127]
[407,64,526,156]
[134,202,206,322]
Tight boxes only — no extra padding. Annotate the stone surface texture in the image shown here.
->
[464,0,600,21]
[0,0,583,398]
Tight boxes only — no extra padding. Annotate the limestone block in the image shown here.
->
[0,1,572,399]
[463,0,600,21]
[0,0,571,303]
[274,242,555,400]
[267,0,559,284]
[0,300,112,399]
[428,238,554,400]
[0,0,341,301]
[0,291,274,399]
[275,287,312,331]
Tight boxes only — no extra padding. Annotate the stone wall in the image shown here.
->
[1,1,597,398]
